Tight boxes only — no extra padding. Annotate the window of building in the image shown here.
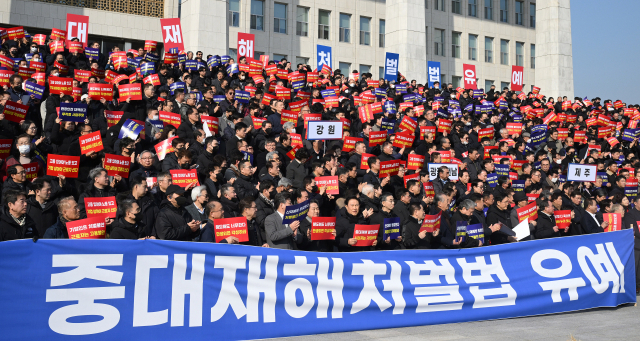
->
[500,82,509,91]
[339,13,351,43]
[485,79,494,91]
[339,62,351,74]
[379,19,385,48]
[425,0,428,8]
[435,28,445,56]
[452,0,461,14]
[500,39,509,65]
[425,26,428,54]
[531,44,535,69]
[500,0,508,22]
[360,64,371,75]
[229,48,238,61]
[435,0,445,11]
[274,3,287,34]
[229,0,240,27]
[441,74,446,84]
[516,41,524,66]
[273,54,287,62]
[296,57,309,66]
[485,0,493,20]
[379,66,384,79]
[452,32,461,58]
[515,1,523,25]
[530,3,536,27]
[296,7,309,36]
[485,37,493,63]
[469,0,477,17]
[452,76,462,88]
[250,0,264,31]
[318,10,331,39]
[469,34,477,61]
[360,17,371,46]
[255,51,265,59]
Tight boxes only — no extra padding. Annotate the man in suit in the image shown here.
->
[264,192,303,249]
[581,197,607,234]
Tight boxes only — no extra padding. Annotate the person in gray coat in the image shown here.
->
[264,192,303,249]
[286,148,309,189]
[185,185,208,223]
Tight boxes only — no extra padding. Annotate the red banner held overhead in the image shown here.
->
[314,176,339,195]
[462,64,477,89]
[170,169,199,188]
[104,154,131,178]
[46,154,80,178]
[160,18,185,51]
[79,131,104,154]
[66,217,106,239]
[66,14,89,47]
[511,65,524,92]
[84,196,117,219]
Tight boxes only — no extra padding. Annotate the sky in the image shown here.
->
[572,1,640,103]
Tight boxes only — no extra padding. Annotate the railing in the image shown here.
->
[30,0,165,18]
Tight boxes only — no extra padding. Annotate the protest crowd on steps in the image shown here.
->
[2,28,640,294]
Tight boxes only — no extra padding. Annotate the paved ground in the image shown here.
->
[264,303,638,341]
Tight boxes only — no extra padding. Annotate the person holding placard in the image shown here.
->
[43,197,81,239]
[298,200,334,252]
[403,203,439,249]
[581,197,608,234]
[199,201,238,243]
[264,192,303,249]
[0,190,37,241]
[153,185,201,240]
[534,201,563,239]
[485,193,513,245]
[335,196,376,252]
[370,193,402,250]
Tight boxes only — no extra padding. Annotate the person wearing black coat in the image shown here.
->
[77,168,118,219]
[255,188,276,240]
[534,201,561,239]
[370,193,403,250]
[485,194,513,245]
[233,163,259,199]
[392,190,411,225]
[581,197,606,234]
[126,179,159,238]
[152,185,201,240]
[447,203,481,248]
[176,111,203,146]
[109,217,145,239]
[402,205,436,249]
[334,199,376,252]
[220,185,240,217]
[0,198,38,242]
[26,195,59,238]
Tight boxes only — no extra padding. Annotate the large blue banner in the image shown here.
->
[384,52,399,82]
[316,44,332,71]
[428,61,441,88]
[0,231,634,340]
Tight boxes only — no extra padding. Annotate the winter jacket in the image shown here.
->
[152,200,200,241]
[109,217,145,239]
[534,210,559,239]
[0,206,38,241]
[78,184,118,219]
[26,196,59,238]
[402,216,432,249]
[43,218,69,239]
[335,207,373,252]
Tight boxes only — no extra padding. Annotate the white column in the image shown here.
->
[180,0,228,56]
[385,0,427,82]
[535,0,574,98]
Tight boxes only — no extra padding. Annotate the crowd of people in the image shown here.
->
[0,32,639,289]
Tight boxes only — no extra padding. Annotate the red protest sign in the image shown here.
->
[407,154,425,170]
[342,137,363,152]
[403,173,420,187]
[478,127,494,141]
[290,133,303,147]
[84,196,117,219]
[237,32,255,59]
[201,115,219,135]
[506,123,522,135]
[2,101,28,123]
[214,217,249,242]
[511,65,524,92]
[170,169,199,188]
[276,86,291,100]
[46,154,80,178]
[311,217,336,241]
[74,69,91,83]
[437,118,452,133]
[423,182,435,198]
[160,18,185,51]
[420,126,436,140]
[359,104,374,123]
[79,131,104,154]
[399,116,417,133]
[66,217,106,239]
[49,76,73,95]
[280,110,298,125]
[0,139,12,160]
[159,111,182,128]
[66,14,89,47]
[462,64,477,89]
[22,162,39,181]
[104,154,131,178]
[251,117,266,129]
[516,202,538,223]
[154,136,177,161]
[87,83,114,101]
[105,110,124,128]
[7,26,25,40]
[603,213,622,233]
[353,224,379,246]
[0,70,13,86]
[315,176,339,195]
[68,41,83,54]
[393,132,414,149]
[290,99,307,112]
[303,113,322,129]
[420,212,442,233]
[380,160,401,178]
[118,84,142,101]
[554,210,571,230]
[143,74,161,86]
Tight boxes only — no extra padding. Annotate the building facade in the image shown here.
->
[1,0,573,96]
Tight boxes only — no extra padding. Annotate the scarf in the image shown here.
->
[259,193,274,208]
[10,213,25,227]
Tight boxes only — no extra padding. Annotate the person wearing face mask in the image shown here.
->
[161,138,186,171]
[544,168,560,191]
[144,108,163,143]
[124,176,159,237]
[196,136,219,174]
[109,199,148,239]
[7,74,30,104]
[2,134,46,180]
[233,160,259,199]
[152,185,201,240]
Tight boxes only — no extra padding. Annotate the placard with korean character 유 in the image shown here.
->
[567,164,597,182]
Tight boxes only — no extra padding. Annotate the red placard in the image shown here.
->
[516,202,538,223]
[251,117,266,129]
[315,176,339,195]
[17,66,36,79]
[478,127,494,141]
[369,131,387,147]
[48,76,73,95]
[104,154,131,178]
[87,83,114,101]
[159,111,182,128]
[403,173,420,187]
[289,99,307,112]
[91,67,105,79]
[360,153,375,170]
[420,212,442,233]
[353,224,379,246]
[393,132,414,149]
[0,139,12,160]
[342,137,363,152]
[462,64,477,89]
[68,41,83,54]
[201,115,219,135]
[303,113,322,129]
[275,86,290,100]
[170,169,199,188]
[66,217,106,239]
[160,18,185,51]
[420,126,436,140]
[556,128,569,140]
[2,101,28,123]
[380,160,401,178]
[511,65,524,92]
[554,210,571,230]
[105,110,124,128]
[46,154,80,178]
[506,123,522,135]
[66,14,89,47]
[143,74,161,86]
[0,70,13,86]
[7,26,25,40]
[154,136,177,161]
[399,116,417,133]
[79,131,104,154]
[598,126,612,139]
[74,69,91,83]
[311,217,336,241]
[118,84,142,101]
[423,182,435,198]
[214,217,249,242]
[280,110,298,125]
[437,118,452,133]
[407,154,425,170]
[290,133,303,147]
[72,87,82,102]
[84,196,117,219]
[22,162,39,181]
[603,213,622,233]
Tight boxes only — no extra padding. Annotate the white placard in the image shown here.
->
[307,121,343,140]
[567,163,597,182]
[427,163,459,181]
[513,218,531,241]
